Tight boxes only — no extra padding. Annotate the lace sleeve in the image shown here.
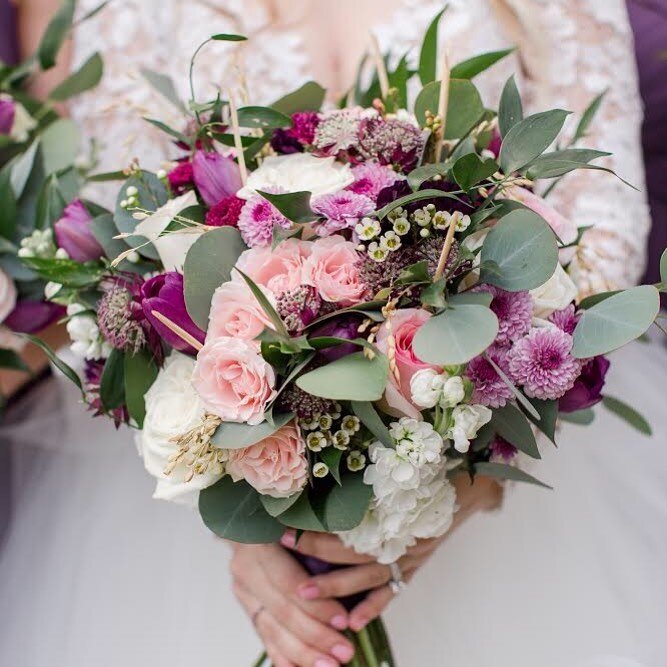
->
[521,0,650,296]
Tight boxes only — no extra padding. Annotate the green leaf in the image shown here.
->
[483,353,540,420]
[260,493,303,518]
[100,349,125,411]
[491,403,541,459]
[407,162,452,190]
[413,305,499,365]
[211,33,248,42]
[235,269,289,337]
[498,75,523,138]
[140,68,187,112]
[660,248,667,285]
[124,350,158,428]
[396,260,430,285]
[474,462,551,489]
[143,118,192,145]
[314,473,373,531]
[90,213,132,265]
[573,89,608,143]
[199,477,284,543]
[499,109,570,174]
[451,153,498,191]
[414,79,485,139]
[211,412,294,450]
[49,52,103,101]
[20,257,104,288]
[39,118,80,174]
[21,333,83,393]
[183,226,247,330]
[296,351,389,401]
[418,6,448,85]
[375,188,465,220]
[278,493,326,532]
[321,448,343,485]
[560,408,596,425]
[572,285,660,358]
[87,170,127,182]
[351,401,393,447]
[0,349,30,373]
[236,106,292,129]
[0,169,17,240]
[9,140,39,199]
[420,278,447,309]
[450,48,514,79]
[602,395,652,436]
[448,292,493,307]
[526,398,558,442]
[256,190,316,224]
[525,148,611,179]
[480,209,559,291]
[578,290,621,310]
[271,81,326,115]
[37,0,75,70]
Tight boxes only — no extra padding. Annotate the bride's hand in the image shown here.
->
[230,543,356,667]
[281,473,503,632]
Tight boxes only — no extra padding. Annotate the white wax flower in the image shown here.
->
[447,404,492,453]
[66,304,110,361]
[529,263,578,318]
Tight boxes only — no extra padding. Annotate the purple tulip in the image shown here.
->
[4,299,64,334]
[559,355,611,413]
[140,272,205,355]
[0,96,15,135]
[311,316,362,362]
[192,150,243,206]
[53,199,104,262]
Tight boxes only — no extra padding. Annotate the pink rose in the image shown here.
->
[376,308,436,419]
[208,280,275,343]
[192,337,276,425]
[226,423,308,498]
[302,236,366,306]
[234,239,312,296]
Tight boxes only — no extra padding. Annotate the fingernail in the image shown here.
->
[315,659,337,667]
[350,615,368,632]
[280,531,296,548]
[297,583,320,600]
[330,614,348,630]
[331,643,354,662]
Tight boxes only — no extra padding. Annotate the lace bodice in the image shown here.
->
[71,0,649,294]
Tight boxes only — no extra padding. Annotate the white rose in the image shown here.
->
[410,368,445,408]
[138,352,223,506]
[134,191,200,271]
[66,303,110,361]
[0,267,17,324]
[237,154,354,200]
[440,376,465,408]
[447,404,492,453]
[529,263,578,318]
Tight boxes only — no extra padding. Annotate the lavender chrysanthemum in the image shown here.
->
[312,191,374,236]
[237,194,291,248]
[347,162,403,202]
[549,304,579,335]
[467,347,513,408]
[508,327,582,400]
[474,284,533,346]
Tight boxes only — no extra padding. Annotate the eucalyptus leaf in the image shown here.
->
[314,473,373,531]
[272,81,326,114]
[412,305,499,365]
[420,279,447,309]
[602,395,652,436]
[450,48,514,79]
[407,162,452,190]
[571,285,660,358]
[418,6,448,85]
[491,403,541,459]
[39,118,80,173]
[480,209,558,291]
[660,248,667,285]
[475,461,551,489]
[260,493,302,518]
[452,153,498,191]
[375,188,466,220]
[559,408,595,425]
[278,492,326,532]
[49,52,103,101]
[37,0,75,70]
[448,292,493,308]
[124,350,158,428]
[211,412,294,450]
[498,75,523,138]
[578,290,621,310]
[321,448,343,485]
[351,401,393,448]
[256,190,317,224]
[100,348,125,411]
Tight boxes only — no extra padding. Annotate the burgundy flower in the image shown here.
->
[53,199,104,263]
[205,195,244,227]
[84,359,130,428]
[489,435,518,463]
[167,161,194,195]
[559,355,610,413]
[310,316,362,362]
[0,97,15,135]
[4,300,64,334]
[140,272,205,355]
[290,112,320,145]
[357,116,424,172]
[271,129,303,154]
[192,150,242,206]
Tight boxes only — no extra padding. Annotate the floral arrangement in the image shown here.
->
[26,15,665,665]
[0,1,103,384]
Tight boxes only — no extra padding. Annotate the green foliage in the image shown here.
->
[559,408,595,426]
[0,170,17,240]
[0,349,30,373]
[375,188,464,220]
[312,473,373,531]
[100,348,125,411]
[498,75,523,138]
[490,403,541,459]
[21,333,83,393]
[450,49,514,79]
[39,119,81,174]
[277,493,326,532]
[480,209,559,291]
[407,162,452,190]
[451,153,498,191]
[35,174,66,230]
[418,6,448,85]
[351,401,394,448]
[236,106,292,129]
[235,268,289,336]
[20,257,104,288]
[183,226,247,330]
[526,148,610,179]
[124,350,158,428]
[320,448,343,485]
[211,34,248,42]
[271,81,326,115]
[475,462,551,489]
[256,190,317,224]
[660,248,667,285]
[526,398,558,443]
[143,118,192,146]
[139,68,187,112]
[483,353,540,420]
[211,412,294,450]
[602,396,652,436]
[37,0,76,70]
[571,285,660,358]
[413,305,499,365]
[573,90,608,143]
[260,493,303,518]
[49,52,103,101]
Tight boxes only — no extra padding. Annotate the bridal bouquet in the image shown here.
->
[0,0,103,383]
[26,14,664,665]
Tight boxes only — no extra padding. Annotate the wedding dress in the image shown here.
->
[1,2,665,666]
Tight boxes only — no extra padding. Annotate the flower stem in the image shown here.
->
[357,626,381,667]
[251,651,268,667]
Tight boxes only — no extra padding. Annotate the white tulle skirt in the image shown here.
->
[1,336,666,667]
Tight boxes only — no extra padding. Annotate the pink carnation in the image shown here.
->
[347,162,402,202]
[226,423,308,498]
[290,111,320,145]
[467,347,513,408]
[312,190,374,236]
[474,284,533,346]
[237,194,291,247]
[549,304,579,335]
[508,327,582,400]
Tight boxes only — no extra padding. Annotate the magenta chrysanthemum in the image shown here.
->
[467,347,513,408]
[347,162,402,202]
[549,304,579,335]
[237,194,291,248]
[290,111,320,145]
[312,191,374,236]
[474,284,533,346]
[508,327,582,400]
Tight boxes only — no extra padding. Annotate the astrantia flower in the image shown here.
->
[277,383,337,420]
[167,160,194,195]
[508,327,582,400]
[548,303,579,335]
[205,195,244,227]
[237,194,291,248]
[276,285,322,335]
[313,108,364,157]
[84,360,130,427]
[473,284,533,346]
[312,190,374,236]
[357,116,425,171]
[347,162,403,202]
[466,347,513,408]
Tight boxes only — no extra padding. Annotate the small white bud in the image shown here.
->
[120,199,128,209]
[126,251,140,264]
[132,212,149,221]
[420,228,430,238]
[156,169,167,179]
[55,248,69,259]
[18,247,33,258]
[44,282,62,299]
[126,185,138,197]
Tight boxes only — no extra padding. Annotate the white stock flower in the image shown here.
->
[137,352,222,506]
[0,267,17,324]
[440,376,466,408]
[447,404,492,453]
[66,304,110,361]
[529,263,578,318]
[237,153,354,199]
[134,191,199,271]
[410,368,445,408]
